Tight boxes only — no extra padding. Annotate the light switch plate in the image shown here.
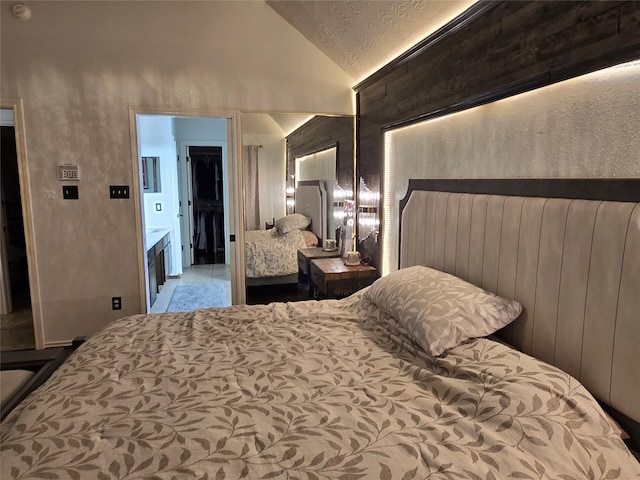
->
[62,185,79,199]
[109,185,129,199]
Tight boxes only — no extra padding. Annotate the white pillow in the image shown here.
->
[364,266,522,356]
[275,214,310,234]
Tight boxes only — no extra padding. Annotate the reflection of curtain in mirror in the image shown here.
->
[243,145,261,231]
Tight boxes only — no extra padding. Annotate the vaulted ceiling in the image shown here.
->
[250,1,477,135]
[266,0,476,84]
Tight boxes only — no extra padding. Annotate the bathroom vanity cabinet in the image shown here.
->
[146,229,171,306]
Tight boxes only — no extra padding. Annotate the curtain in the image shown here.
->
[243,145,261,231]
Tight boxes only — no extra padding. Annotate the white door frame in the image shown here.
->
[129,106,247,311]
[177,141,193,268]
[0,99,45,349]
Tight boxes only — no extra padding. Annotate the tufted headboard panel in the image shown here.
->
[399,180,640,424]
[296,180,327,242]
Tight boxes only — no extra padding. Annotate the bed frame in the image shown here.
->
[0,337,85,420]
[246,180,328,287]
[398,178,640,450]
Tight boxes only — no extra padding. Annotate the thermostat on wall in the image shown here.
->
[57,164,79,181]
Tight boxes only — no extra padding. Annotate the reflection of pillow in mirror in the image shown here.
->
[300,230,318,247]
[364,266,522,356]
[275,214,310,234]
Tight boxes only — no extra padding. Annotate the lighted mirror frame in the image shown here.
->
[294,146,337,239]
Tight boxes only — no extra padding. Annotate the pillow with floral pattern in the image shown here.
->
[365,266,522,356]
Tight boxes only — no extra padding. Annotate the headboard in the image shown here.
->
[398,179,640,426]
[295,180,327,241]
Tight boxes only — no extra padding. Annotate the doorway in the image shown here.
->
[188,146,226,265]
[1,113,34,351]
[134,111,242,312]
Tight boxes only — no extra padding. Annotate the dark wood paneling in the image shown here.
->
[356,0,640,264]
[357,0,640,187]
[286,115,355,192]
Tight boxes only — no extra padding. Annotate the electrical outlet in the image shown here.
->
[112,297,122,310]
[109,185,130,199]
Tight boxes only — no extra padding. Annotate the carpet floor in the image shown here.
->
[166,283,228,312]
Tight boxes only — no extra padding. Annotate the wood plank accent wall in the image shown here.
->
[355,0,640,196]
[286,115,355,193]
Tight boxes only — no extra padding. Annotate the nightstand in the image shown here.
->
[310,257,377,299]
[297,247,341,298]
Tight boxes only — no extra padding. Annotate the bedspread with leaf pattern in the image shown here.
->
[245,229,307,278]
[2,293,639,479]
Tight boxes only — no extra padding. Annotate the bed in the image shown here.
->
[2,179,639,479]
[246,180,328,287]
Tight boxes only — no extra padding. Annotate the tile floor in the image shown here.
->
[1,292,35,352]
[151,264,232,313]
[1,307,35,351]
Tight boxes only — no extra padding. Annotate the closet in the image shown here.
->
[189,146,225,264]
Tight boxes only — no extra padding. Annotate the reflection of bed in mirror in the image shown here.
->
[245,180,327,287]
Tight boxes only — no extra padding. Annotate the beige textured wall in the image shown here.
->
[383,61,640,275]
[0,1,354,344]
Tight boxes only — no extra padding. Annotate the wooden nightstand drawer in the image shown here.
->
[310,265,324,287]
[297,247,341,298]
[310,257,377,299]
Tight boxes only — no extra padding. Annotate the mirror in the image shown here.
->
[241,112,355,303]
[295,146,337,240]
[142,156,161,193]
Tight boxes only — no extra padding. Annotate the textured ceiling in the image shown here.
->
[266,0,477,83]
